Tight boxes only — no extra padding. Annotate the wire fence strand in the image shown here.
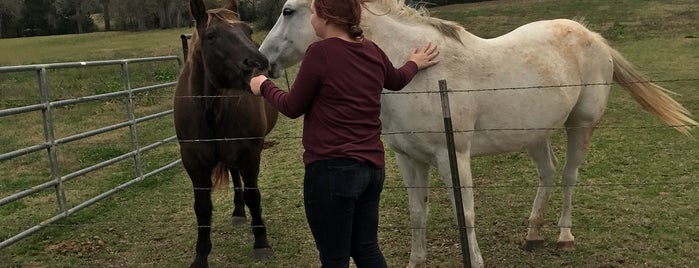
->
[1,78,698,103]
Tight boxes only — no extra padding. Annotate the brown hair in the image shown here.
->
[313,0,364,40]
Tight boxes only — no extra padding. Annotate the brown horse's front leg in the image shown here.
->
[244,186,273,260]
[191,183,213,268]
[239,156,273,259]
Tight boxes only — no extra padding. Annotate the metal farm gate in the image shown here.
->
[0,56,183,249]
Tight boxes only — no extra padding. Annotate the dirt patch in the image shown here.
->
[45,236,105,256]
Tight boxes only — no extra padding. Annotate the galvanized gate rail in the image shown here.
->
[0,56,183,249]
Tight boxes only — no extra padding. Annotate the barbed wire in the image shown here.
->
[17,221,699,231]
[177,180,699,191]
[3,178,696,195]
[4,174,694,202]
[1,122,697,149]
[383,78,699,95]
[1,78,698,103]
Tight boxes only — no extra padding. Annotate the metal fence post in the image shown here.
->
[38,67,68,213]
[121,62,144,180]
[180,34,191,63]
[438,79,471,268]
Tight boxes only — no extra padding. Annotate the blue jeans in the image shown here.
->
[304,158,387,268]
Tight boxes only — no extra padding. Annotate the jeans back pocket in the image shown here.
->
[328,162,370,200]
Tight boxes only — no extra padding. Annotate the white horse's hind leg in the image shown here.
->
[523,139,558,251]
[436,152,484,268]
[395,153,431,268]
[558,124,594,251]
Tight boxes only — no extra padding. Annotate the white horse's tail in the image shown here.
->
[610,48,698,136]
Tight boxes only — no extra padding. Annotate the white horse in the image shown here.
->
[258,0,697,267]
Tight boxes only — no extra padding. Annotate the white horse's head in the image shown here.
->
[259,0,318,78]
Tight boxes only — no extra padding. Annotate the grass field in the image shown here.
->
[1,0,698,267]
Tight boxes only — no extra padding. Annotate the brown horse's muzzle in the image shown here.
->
[245,56,269,77]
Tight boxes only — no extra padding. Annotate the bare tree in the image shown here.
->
[111,0,149,31]
[135,0,147,31]
[153,0,192,29]
[154,0,167,29]
[54,0,98,34]
[0,0,23,38]
[100,0,111,31]
[154,0,188,29]
[174,0,190,28]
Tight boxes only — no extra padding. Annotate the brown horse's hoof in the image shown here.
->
[231,216,247,226]
[522,240,544,251]
[557,241,575,251]
[189,258,209,268]
[253,247,273,260]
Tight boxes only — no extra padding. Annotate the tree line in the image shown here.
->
[0,0,285,38]
[0,0,487,39]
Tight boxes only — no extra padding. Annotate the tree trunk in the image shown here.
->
[158,1,167,29]
[102,2,110,31]
[76,5,83,34]
[136,6,146,31]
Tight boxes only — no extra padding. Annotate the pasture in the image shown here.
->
[1,0,698,267]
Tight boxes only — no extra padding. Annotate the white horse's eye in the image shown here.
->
[282,8,295,16]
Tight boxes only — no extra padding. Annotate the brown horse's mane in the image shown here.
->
[362,0,464,44]
[187,8,247,63]
[207,8,241,25]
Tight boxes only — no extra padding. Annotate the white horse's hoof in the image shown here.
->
[557,241,575,251]
[407,261,427,268]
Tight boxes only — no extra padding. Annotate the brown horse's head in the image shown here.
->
[189,0,268,92]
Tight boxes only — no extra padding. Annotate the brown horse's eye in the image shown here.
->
[206,32,216,41]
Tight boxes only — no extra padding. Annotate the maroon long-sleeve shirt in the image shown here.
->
[260,37,418,167]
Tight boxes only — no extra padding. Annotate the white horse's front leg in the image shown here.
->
[437,152,484,268]
[395,153,431,268]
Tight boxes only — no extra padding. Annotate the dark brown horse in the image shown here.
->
[174,0,277,267]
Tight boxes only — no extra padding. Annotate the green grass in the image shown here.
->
[431,0,698,41]
[1,0,698,267]
[0,28,189,65]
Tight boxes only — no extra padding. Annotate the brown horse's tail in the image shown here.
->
[610,48,698,136]
[211,162,230,190]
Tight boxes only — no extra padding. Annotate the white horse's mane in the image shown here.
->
[363,0,465,43]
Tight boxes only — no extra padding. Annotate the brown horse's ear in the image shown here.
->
[190,0,207,26]
[225,0,240,14]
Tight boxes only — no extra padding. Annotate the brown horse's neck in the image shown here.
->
[185,54,222,97]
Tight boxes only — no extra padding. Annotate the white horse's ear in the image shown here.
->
[225,0,240,14]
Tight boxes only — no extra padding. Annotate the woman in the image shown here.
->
[249,0,439,266]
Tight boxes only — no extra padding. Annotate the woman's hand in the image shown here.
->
[409,42,440,70]
[249,75,268,95]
